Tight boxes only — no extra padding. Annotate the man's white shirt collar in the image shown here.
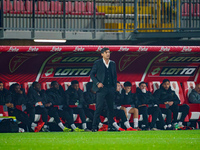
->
[103,58,110,68]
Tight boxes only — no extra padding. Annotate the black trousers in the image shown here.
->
[47,107,74,126]
[160,104,189,124]
[92,86,115,129]
[114,109,127,124]
[24,104,35,123]
[72,107,86,124]
[8,108,32,130]
[83,107,94,121]
[35,106,48,125]
[138,106,165,129]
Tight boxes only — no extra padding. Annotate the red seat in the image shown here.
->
[4,82,20,90]
[0,0,12,14]
[70,1,83,15]
[62,1,73,14]
[48,1,62,15]
[182,3,194,16]
[85,1,105,16]
[23,82,33,94]
[36,1,48,15]
[25,0,37,14]
[0,105,8,116]
[194,4,200,16]
[10,0,25,14]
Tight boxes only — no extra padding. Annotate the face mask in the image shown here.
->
[141,89,146,93]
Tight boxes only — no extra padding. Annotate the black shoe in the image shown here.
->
[92,129,97,132]
[107,127,120,132]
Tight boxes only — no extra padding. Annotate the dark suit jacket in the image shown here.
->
[90,58,117,92]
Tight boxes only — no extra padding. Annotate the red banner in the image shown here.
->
[0,46,200,52]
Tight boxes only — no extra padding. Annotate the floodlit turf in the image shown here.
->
[0,130,200,150]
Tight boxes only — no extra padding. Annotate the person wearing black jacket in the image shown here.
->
[27,82,49,132]
[0,81,11,105]
[7,83,43,132]
[114,81,136,131]
[120,82,139,130]
[46,81,83,132]
[65,80,91,131]
[83,82,95,121]
[153,79,190,129]
[135,82,166,130]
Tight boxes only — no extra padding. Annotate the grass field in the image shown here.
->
[0,130,200,150]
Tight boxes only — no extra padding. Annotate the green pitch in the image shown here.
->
[0,130,200,150]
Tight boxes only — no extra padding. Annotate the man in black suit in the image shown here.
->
[90,47,124,132]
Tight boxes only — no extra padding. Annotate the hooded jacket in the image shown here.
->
[46,85,67,106]
[65,86,84,107]
[153,84,180,105]
[27,86,48,106]
[189,89,200,104]
[83,82,96,106]
[135,87,157,107]
[120,89,136,107]
[9,88,28,106]
[0,88,11,105]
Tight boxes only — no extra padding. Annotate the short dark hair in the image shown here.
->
[139,82,147,87]
[71,80,79,85]
[32,81,39,87]
[101,47,109,53]
[117,81,120,84]
[162,79,170,84]
[9,83,20,92]
[51,81,58,87]
[0,81,3,84]
[124,81,132,87]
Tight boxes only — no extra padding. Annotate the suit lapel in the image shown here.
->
[100,59,105,80]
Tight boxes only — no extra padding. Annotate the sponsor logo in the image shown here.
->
[118,47,129,52]
[8,47,19,52]
[181,47,192,52]
[27,47,39,52]
[74,46,85,52]
[118,52,143,72]
[149,67,197,77]
[9,53,38,73]
[167,56,200,62]
[159,47,170,52]
[137,47,148,52]
[50,47,62,52]
[42,67,91,78]
[61,57,99,63]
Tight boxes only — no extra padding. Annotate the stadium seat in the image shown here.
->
[48,1,62,15]
[25,0,37,14]
[85,1,105,15]
[62,1,73,14]
[71,1,84,15]
[0,0,12,14]
[36,1,48,15]
[182,3,194,16]
[10,0,25,14]
[194,4,200,16]
[182,81,200,120]
[0,105,8,116]
[4,82,20,90]
[23,82,33,94]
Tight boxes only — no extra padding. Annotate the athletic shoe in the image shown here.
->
[98,124,108,131]
[107,127,119,132]
[126,127,137,131]
[34,122,45,132]
[92,129,97,132]
[178,124,184,128]
[42,128,50,132]
[19,128,25,133]
[84,128,91,132]
[73,127,84,132]
[118,127,125,131]
[134,127,142,131]
[63,127,72,132]
[151,128,160,131]
[174,123,179,130]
